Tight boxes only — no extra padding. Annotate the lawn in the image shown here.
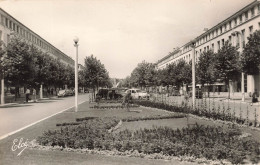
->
[0,101,196,165]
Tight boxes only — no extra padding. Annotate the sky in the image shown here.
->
[0,0,254,78]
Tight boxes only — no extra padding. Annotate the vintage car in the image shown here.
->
[126,88,150,100]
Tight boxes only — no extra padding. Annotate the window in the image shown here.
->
[239,15,242,23]
[222,39,225,47]
[13,23,15,31]
[211,43,214,52]
[258,4,260,14]
[9,20,12,29]
[0,14,2,25]
[220,27,222,34]
[0,30,2,40]
[17,25,19,33]
[217,41,220,50]
[5,18,8,27]
[241,29,245,48]
[251,8,255,17]
[236,34,240,48]
[229,21,232,29]
[224,24,227,32]
[249,26,253,34]
[229,36,232,44]
[234,19,237,26]
[245,11,248,20]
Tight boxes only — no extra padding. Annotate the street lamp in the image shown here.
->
[73,37,79,112]
[191,40,196,109]
[232,31,245,101]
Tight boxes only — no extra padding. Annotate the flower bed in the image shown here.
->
[90,104,140,109]
[133,100,260,128]
[37,117,260,164]
[121,114,186,122]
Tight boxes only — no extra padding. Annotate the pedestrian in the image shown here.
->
[33,88,36,102]
[252,89,259,103]
[25,88,30,103]
[122,90,131,112]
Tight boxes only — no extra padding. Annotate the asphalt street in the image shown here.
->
[0,94,89,139]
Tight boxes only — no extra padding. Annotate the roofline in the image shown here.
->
[0,7,74,64]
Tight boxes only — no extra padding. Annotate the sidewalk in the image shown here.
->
[0,96,58,108]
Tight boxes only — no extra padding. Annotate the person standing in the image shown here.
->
[252,89,259,103]
[33,88,36,102]
[25,88,30,103]
[122,90,132,112]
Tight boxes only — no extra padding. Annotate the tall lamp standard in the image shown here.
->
[73,37,79,112]
[191,40,196,109]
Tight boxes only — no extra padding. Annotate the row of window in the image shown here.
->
[195,4,260,48]
[169,24,258,67]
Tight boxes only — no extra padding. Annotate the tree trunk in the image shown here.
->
[207,83,210,98]
[227,83,230,99]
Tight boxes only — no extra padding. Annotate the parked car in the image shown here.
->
[57,89,74,97]
[126,89,150,100]
[96,88,123,100]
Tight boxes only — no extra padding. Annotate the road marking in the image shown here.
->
[0,100,87,141]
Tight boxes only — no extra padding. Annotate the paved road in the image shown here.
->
[0,94,89,138]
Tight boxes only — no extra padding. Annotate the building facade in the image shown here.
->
[0,8,74,67]
[156,0,260,95]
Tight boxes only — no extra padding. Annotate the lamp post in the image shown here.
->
[191,40,196,109]
[232,31,245,101]
[73,37,79,112]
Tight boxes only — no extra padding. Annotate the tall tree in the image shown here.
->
[83,55,110,94]
[4,36,36,91]
[129,61,156,89]
[197,50,216,95]
[241,30,260,75]
[214,41,241,98]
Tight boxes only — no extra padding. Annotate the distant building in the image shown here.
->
[78,64,84,71]
[0,8,74,67]
[156,0,260,95]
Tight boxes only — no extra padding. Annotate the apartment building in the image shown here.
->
[156,0,260,94]
[0,8,74,67]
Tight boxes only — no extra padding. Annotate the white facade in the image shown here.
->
[0,8,74,67]
[156,1,260,94]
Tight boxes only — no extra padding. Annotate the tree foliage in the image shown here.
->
[197,50,216,86]
[130,61,156,88]
[1,35,76,92]
[82,54,110,90]
[214,41,241,85]
[241,30,260,75]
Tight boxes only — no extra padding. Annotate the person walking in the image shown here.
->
[122,90,132,112]
[252,89,259,103]
[25,88,30,103]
